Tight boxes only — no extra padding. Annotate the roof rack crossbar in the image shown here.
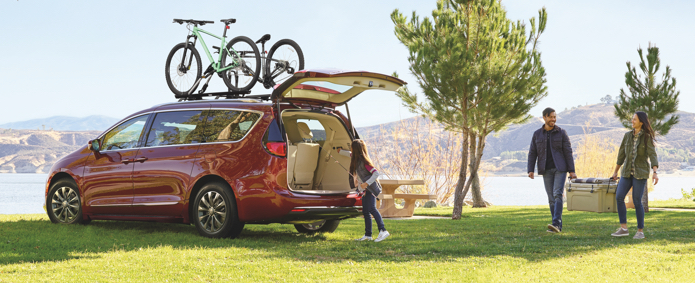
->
[177,90,271,101]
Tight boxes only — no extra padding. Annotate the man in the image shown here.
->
[528,107,577,233]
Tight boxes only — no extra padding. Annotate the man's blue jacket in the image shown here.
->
[527,124,576,175]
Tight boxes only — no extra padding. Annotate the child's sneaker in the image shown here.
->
[374,230,390,242]
[355,235,372,241]
[633,231,645,239]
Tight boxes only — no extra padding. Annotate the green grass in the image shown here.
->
[651,199,695,209]
[1,207,694,282]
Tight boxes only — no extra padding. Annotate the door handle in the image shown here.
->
[134,157,148,162]
[121,159,133,164]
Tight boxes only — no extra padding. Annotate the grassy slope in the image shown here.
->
[0,206,693,282]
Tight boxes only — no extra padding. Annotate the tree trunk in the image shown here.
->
[451,128,470,220]
[471,134,487,208]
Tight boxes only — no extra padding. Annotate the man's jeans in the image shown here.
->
[543,168,567,229]
[616,176,647,229]
[361,190,385,237]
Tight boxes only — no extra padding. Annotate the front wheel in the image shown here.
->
[221,36,261,92]
[193,182,245,238]
[265,39,305,89]
[165,42,202,97]
[47,179,88,224]
[294,220,340,234]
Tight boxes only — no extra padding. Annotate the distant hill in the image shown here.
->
[0,129,100,173]
[1,105,694,174]
[357,104,695,174]
[0,115,119,131]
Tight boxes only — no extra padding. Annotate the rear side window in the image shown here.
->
[202,110,261,142]
[145,111,205,147]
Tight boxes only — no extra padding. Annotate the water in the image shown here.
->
[0,174,692,214]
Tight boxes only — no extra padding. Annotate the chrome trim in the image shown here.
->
[133,202,178,206]
[89,203,132,207]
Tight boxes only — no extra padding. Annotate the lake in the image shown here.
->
[0,174,692,214]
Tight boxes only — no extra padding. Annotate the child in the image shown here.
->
[338,139,390,242]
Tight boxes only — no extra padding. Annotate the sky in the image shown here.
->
[1,0,693,127]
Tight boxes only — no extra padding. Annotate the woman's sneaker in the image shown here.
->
[374,230,390,242]
[611,228,629,237]
[355,235,372,241]
[633,231,645,239]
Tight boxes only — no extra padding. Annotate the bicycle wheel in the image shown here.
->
[265,39,304,89]
[220,36,261,92]
[165,42,202,97]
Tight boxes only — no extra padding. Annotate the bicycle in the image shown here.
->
[165,18,261,97]
[251,34,305,89]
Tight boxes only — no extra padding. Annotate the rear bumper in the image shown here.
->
[273,206,363,224]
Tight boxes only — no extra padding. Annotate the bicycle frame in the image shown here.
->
[187,25,241,73]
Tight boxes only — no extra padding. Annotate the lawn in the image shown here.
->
[651,199,695,209]
[1,206,693,282]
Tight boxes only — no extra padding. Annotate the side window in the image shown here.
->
[202,110,261,142]
[145,111,205,147]
[102,114,150,151]
[295,119,326,142]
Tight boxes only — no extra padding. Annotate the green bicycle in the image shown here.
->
[165,18,261,97]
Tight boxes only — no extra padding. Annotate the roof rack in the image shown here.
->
[177,90,271,102]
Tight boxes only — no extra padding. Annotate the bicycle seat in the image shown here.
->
[256,34,271,44]
[220,18,236,25]
[173,19,214,26]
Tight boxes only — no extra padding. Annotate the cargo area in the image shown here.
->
[282,110,353,194]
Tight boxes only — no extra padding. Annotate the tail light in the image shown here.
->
[266,142,286,157]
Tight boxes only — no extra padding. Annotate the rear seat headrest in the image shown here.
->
[297,122,313,140]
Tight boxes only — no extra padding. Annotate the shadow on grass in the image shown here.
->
[0,207,693,265]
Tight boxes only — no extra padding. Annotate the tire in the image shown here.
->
[192,182,245,238]
[265,39,305,89]
[220,36,261,92]
[46,179,87,224]
[165,42,202,97]
[294,219,340,234]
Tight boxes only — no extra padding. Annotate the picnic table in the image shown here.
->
[376,179,436,218]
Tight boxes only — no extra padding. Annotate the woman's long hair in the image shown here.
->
[349,139,376,175]
[635,111,656,146]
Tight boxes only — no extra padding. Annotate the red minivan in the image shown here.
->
[44,70,406,238]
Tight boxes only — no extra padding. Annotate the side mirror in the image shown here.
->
[88,139,101,151]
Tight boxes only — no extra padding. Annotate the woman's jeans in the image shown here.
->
[361,191,385,237]
[616,176,647,229]
[543,168,567,229]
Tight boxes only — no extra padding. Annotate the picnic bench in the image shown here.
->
[376,179,436,218]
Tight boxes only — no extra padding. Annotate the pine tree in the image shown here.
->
[392,0,547,219]
[614,44,680,212]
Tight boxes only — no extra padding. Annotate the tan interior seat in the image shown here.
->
[291,122,319,189]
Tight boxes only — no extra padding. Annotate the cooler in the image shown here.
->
[565,179,618,213]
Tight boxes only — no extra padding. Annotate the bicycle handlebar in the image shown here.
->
[173,19,215,26]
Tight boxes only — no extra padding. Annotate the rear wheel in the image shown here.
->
[265,39,304,88]
[165,42,202,97]
[193,182,245,238]
[294,219,340,234]
[220,36,261,92]
[47,179,88,224]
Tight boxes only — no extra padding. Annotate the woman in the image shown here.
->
[610,111,659,239]
[338,139,390,242]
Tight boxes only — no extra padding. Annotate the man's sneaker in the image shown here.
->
[355,235,372,241]
[374,230,390,242]
[633,231,645,239]
[546,229,557,233]
[547,224,561,233]
[611,228,629,237]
